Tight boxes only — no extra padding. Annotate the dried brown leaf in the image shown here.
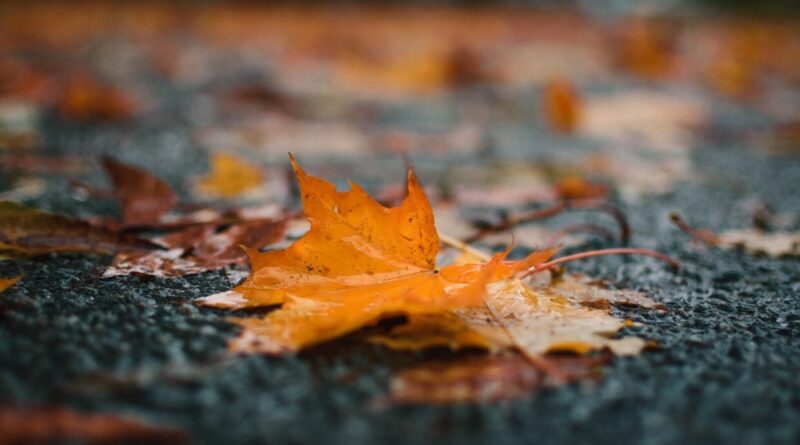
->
[718,229,800,257]
[57,78,136,122]
[0,405,191,445]
[101,157,178,227]
[383,353,609,406]
[0,201,156,256]
[104,218,287,278]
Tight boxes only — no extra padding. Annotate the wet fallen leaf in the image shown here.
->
[579,91,707,153]
[583,152,692,200]
[0,60,54,103]
[717,229,800,257]
[0,405,191,445]
[616,17,676,80]
[372,273,657,354]
[56,78,136,122]
[193,153,265,199]
[104,218,287,278]
[369,309,513,352]
[553,175,608,201]
[444,46,494,88]
[0,276,21,294]
[198,119,370,157]
[543,78,581,133]
[224,83,300,116]
[335,44,494,94]
[484,278,647,357]
[383,353,610,405]
[337,50,451,94]
[0,201,156,256]
[0,177,45,202]
[0,100,40,150]
[101,156,178,227]
[762,120,800,154]
[548,273,664,311]
[706,25,768,100]
[0,154,87,174]
[198,156,556,353]
[671,213,800,258]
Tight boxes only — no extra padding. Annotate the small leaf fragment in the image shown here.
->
[0,276,21,294]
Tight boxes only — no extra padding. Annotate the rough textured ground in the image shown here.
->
[3,129,799,445]
[1,5,800,445]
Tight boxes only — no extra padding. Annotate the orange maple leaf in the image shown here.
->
[199,155,555,354]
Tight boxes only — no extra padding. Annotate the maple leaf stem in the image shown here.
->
[439,232,492,261]
[519,248,680,278]
[464,200,630,245]
[669,212,721,245]
[464,202,565,243]
[567,200,631,245]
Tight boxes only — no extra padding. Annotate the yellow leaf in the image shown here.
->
[543,78,581,133]
[198,156,554,353]
[0,275,21,293]
[195,153,265,199]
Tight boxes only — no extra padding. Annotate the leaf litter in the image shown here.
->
[0,155,291,278]
[199,156,678,403]
[0,201,157,256]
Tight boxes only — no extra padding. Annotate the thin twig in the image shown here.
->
[569,201,630,245]
[464,200,630,245]
[464,202,565,243]
[669,212,720,245]
[519,248,681,278]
